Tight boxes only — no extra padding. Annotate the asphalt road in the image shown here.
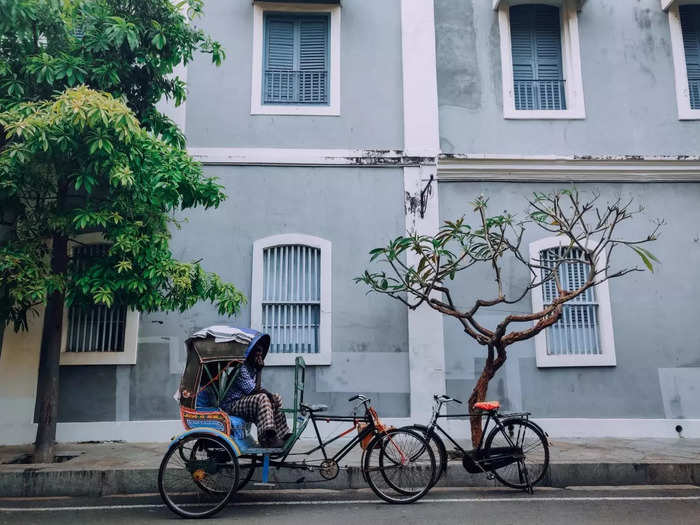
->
[1,486,699,524]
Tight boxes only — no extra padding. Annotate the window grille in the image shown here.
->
[680,5,700,110]
[510,4,566,110]
[263,14,329,105]
[539,246,601,356]
[66,244,127,353]
[262,245,321,354]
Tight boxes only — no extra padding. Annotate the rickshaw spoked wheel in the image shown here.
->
[158,433,240,519]
[189,441,257,493]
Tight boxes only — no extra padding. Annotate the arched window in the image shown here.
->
[529,237,616,367]
[251,234,332,365]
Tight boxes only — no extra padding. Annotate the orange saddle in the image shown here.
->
[474,401,500,411]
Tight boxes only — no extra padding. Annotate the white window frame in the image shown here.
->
[250,2,341,116]
[251,234,332,366]
[60,233,139,366]
[497,0,586,119]
[529,237,616,368]
[666,2,700,119]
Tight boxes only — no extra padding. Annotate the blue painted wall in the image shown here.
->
[439,181,700,419]
[435,0,699,156]
[185,0,404,150]
[58,166,411,421]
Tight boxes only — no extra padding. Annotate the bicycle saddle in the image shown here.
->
[474,401,500,411]
[300,402,328,413]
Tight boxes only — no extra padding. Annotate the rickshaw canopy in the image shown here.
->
[179,326,270,410]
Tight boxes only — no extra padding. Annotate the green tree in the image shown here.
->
[358,190,661,445]
[0,0,235,463]
[0,86,244,462]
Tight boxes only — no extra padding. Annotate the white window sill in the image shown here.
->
[264,353,331,366]
[678,108,700,120]
[536,354,617,368]
[60,351,137,366]
[504,109,586,120]
[251,104,340,116]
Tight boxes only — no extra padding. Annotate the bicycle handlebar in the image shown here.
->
[348,394,369,403]
[433,394,463,404]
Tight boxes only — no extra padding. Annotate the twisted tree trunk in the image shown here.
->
[467,343,507,447]
[33,235,68,463]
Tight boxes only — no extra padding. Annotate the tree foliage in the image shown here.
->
[0,86,244,329]
[0,0,225,147]
[358,189,661,444]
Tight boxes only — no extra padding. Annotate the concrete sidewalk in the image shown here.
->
[1,437,699,497]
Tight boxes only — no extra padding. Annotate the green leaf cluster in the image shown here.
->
[0,87,244,330]
[0,0,226,148]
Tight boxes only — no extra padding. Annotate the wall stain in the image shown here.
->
[435,0,482,110]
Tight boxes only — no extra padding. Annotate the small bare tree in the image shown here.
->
[357,189,661,445]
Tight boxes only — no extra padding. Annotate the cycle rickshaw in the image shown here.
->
[158,328,437,518]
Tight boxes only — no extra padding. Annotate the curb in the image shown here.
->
[1,462,699,498]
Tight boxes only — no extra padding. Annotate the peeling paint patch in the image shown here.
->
[405,190,420,216]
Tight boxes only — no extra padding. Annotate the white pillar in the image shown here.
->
[401,0,445,420]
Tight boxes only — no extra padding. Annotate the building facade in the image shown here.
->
[1,0,699,445]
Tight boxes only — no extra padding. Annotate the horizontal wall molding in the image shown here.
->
[188,147,436,168]
[3,417,699,445]
[438,155,700,182]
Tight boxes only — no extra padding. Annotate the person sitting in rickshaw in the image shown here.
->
[221,343,291,449]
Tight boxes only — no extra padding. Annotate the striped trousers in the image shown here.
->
[226,392,290,439]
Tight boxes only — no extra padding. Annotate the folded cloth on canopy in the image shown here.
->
[191,325,255,344]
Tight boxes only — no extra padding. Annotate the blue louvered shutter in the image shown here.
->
[299,18,329,103]
[263,14,329,105]
[262,245,321,354]
[510,5,565,110]
[680,5,700,110]
[265,18,295,103]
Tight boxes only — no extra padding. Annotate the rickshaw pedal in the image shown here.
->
[252,482,277,488]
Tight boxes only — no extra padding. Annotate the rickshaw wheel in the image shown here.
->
[362,428,436,504]
[192,443,257,493]
[158,433,240,519]
[190,441,256,494]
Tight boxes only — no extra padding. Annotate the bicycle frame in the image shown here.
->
[266,405,380,471]
[427,401,532,454]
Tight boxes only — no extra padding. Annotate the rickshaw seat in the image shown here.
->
[193,389,251,440]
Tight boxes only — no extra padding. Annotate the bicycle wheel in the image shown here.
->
[363,428,436,504]
[484,417,549,490]
[403,424,447,488]
[158,434,240,518]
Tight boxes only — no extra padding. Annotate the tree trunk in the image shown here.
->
[467,344,507,447]
[33,235,68,464]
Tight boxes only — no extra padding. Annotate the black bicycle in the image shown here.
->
[405,395,549,493]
